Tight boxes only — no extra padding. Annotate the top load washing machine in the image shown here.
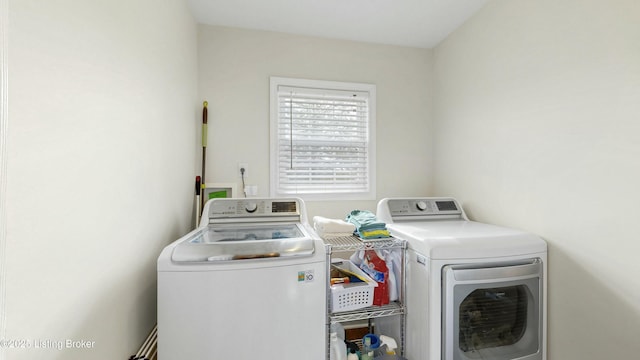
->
[158,198,326,360]
[376,197,547,360]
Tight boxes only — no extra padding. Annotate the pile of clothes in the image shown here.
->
[345,209,390,239]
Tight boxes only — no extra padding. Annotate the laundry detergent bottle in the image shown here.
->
[330,332,346,360]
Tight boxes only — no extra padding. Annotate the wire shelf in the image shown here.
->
[330,302,405,323]
[323,234,405,253]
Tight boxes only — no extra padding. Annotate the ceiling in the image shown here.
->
[187,0,487,49]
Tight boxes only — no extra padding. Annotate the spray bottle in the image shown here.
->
[379,335,398,355]
[347,346,358,360]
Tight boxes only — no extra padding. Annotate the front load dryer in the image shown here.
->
[158,198,326,359]
[376,197,547,360]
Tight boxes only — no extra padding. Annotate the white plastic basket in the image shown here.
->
[330,259,378,312]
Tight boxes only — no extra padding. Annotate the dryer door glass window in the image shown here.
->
[459,285,528,352]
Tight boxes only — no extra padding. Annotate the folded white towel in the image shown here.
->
[313,216,356,237]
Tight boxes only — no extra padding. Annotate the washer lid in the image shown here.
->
[172,223,315,262]
[387,220,546,260]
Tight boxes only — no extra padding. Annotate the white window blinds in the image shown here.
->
[270,78,376,200]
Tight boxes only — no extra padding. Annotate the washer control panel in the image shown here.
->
[208,198,301,219]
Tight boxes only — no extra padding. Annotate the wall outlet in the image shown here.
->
[238,163,248,178]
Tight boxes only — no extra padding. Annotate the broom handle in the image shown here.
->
[195,176,201,228]
[200,101,208,214]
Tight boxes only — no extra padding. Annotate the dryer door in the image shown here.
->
[442,260,543,360]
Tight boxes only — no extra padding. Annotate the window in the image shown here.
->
[270,77,376,200]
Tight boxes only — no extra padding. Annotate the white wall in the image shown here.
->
[0,0,8,354]
[433,0,640,358]
[198,25,433,219]
[6,1,197,359]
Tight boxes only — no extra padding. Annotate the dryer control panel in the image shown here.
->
[377,197,466,223]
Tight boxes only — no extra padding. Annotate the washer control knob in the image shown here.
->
[245,202,258,213]
[416,201,428,211]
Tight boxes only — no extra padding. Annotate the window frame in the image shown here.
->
[269,76,377,201]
